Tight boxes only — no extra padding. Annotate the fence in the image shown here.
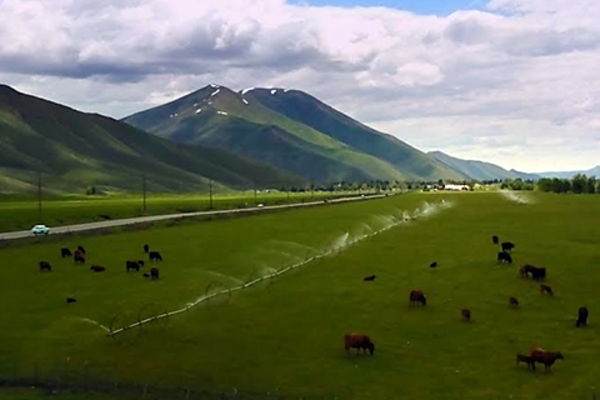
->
[0,359,334,400]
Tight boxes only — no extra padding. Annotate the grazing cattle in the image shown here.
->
[532,267,546,281]
[77,245,86,254]
[60,248,72,258]
[363,275,376,281]
[509,297,520,308]
[529,348,564,371]
[430,262,438,268]
[66,298,77,303]
[497,252,513,264]
[576,307,589,327]
[516,354,535,369]
[492,235,499,245]
[39,261,52,272]
[126,261,140,272]
[540,284,554,296]
[90,265,105,272]
[461,309,471,321]
[409,290,427,306]
[344,333,375,355]
[501,242,515,252]
[137,260,145,267]
[143,273,150,278]
[521,265,546,281]
[149,251,163,262]
[150,267,159,280]
[143,244,150,253]
[74,253,86,264]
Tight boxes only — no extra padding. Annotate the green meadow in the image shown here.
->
[1,192,599,400]
[0,190,366,232]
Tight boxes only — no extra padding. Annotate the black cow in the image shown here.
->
[61,248,72,258]
[66,298,77,303]
[126,261,140,272]
[77,245,86,254]
[501,242,515,252]
[497,252,513,264]
[363,275,376,281]
[90,265,106,272]
[149,251,163,262]
[576,307,589,327]
[39,261,52,272]
[143,244,150,254]
[532,267,546,281]
[430,262,438,268]
[492,235,499,245]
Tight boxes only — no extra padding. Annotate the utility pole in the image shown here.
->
[142,175,147,213]
[209,179,214,209]
[37,171,42,221]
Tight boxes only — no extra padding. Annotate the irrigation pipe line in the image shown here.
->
[106,200,452,337]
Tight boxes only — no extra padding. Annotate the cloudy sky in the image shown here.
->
[1,0,599,172]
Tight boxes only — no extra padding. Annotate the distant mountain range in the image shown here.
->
[1,82,593,195]
[428,151,541,181]
[537,166,600,179]
[124,85,467,183]
[0,85,303,194]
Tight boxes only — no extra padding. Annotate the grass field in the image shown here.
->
[0,190,370,233]
[1,192,599,400]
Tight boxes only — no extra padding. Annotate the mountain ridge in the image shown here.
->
[124,84,467,183]
[0,84,304,194]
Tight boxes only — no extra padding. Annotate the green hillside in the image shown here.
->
[428,151,540,181]
[124,85,464,183]
[0,85,304,194]
[245,88,466,181]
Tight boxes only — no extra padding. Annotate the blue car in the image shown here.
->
[31,224,50,235]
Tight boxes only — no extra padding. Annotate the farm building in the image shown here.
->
[443,184,470,191]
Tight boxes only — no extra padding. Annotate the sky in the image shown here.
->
[0,0,599,173]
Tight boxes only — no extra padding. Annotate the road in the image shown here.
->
[0,194,388,241]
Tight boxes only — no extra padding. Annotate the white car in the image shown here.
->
[31,224,50,235]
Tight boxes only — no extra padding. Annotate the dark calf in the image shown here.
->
[39,261,52,272]
[61,248,72,258]
[90,265,105,272]
[126,261,140,272]
[501,242,515,252]
[576,307,588,327]
[497,252,513,264]
[363,275,376,281]
[149,251,163,262]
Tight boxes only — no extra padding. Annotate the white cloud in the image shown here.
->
[0,0,598,171]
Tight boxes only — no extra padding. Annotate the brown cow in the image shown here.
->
[409,290,427,306]
[540,284,554,296]
[150,267,159,280]
[461,309,471,321]
[516,354,535,369]
[344,333,375,355]
[509,297,519,308]
[529,348,563,370]
[39,261,52,272]
[74,253,86,264]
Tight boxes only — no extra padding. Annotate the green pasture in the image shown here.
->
[1,192,599,400]
[0,190,369,232]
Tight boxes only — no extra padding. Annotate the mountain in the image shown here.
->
[538,166,600,179]
[0,85,304,194]
[428,151,540,181]
[124,85,466,183]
